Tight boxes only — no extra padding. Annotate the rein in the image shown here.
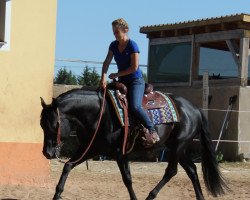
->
[56,108,62,145]
[55,87,107,164]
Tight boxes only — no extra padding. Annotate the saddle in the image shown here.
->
[107,81,172,154]
[108,81,167,110]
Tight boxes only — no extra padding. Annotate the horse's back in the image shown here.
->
[161,94,202,142]
[170,95,201,119]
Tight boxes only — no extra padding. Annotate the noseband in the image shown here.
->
[55,88,107,164]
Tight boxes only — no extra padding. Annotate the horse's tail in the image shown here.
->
[199,110,227,197]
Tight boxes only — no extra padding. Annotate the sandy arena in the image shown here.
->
[0,160,250,200]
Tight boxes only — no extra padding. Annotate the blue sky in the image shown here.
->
[55,0,250,76]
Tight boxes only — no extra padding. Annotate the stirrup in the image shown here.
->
[142,129,160,147]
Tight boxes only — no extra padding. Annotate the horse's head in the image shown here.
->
[40,97,71,159]
[40,97,59,159]
[40,90,105,159]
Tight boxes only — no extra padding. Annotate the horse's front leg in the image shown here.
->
[53,162,75,200]
[116,155,137,200]
[53,147,88,200]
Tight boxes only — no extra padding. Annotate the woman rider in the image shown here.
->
[100,18,160,145]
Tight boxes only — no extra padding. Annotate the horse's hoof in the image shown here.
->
[53,195,62,200]
[145,192,156,200]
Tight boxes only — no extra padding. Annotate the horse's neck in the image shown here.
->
[59,93,103,129]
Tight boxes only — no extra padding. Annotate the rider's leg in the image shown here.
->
[127,78,160,143]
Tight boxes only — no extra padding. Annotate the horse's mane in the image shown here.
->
[55,88,99,105]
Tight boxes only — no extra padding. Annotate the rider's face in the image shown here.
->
[112,26,126,41]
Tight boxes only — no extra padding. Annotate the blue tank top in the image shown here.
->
[109,39,143,81]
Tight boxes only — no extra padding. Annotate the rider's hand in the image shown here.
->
[100,78,106,89]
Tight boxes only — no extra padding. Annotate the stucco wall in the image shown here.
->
[238,87,250,159]
[0,0,57,185]
[155,84,241,160]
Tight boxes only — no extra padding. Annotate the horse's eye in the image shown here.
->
[52,140,57,146]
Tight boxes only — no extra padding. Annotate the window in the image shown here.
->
[0,0,11,51]
[199,47,238,78]
[148,42,192,83]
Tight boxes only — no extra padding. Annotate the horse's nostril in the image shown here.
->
[43,150,52,159]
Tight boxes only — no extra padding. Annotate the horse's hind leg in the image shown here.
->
[146,154,178,200]
[116,155,137,200]
[179,154,205,200]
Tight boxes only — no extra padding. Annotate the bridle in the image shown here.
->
[54,108,64,162]
[56,108,62,146]
[54,87,107,164]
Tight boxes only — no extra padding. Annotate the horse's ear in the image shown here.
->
[52,98,58,108]
[40,97,47,108]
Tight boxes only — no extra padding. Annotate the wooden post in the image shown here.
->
[239,37,249,87]
[0,1,6,41]
[189,35,200,86]
[203,72,209,119]
[226,39,240,75]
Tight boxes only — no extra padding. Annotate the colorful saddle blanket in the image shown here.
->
[107,90,179,126]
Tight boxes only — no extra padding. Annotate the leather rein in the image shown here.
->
[55,87,107,164]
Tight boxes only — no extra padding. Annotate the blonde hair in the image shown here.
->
[112,18,129,30]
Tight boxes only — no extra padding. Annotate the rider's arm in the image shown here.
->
[100,50,113,88]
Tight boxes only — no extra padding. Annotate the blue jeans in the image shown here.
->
[120,78,154,131]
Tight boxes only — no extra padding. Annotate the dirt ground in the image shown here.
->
[0,160,250,200]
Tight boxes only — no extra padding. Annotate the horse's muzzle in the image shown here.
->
[43,147,56,159]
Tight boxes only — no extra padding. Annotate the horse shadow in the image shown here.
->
[1,198,20,200]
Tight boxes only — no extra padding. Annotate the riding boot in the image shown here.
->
[142,128,160,148]
[149,129,160,142]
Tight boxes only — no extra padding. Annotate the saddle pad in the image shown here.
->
[147,91,179,125]
[107,90,179,126]
[107,90,125,126]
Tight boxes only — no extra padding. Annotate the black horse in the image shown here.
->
[40,88,227,200]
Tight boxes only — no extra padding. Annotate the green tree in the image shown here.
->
[54,67,78,85]
[77,66,100,86]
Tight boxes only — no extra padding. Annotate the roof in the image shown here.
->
[140,13,250,37]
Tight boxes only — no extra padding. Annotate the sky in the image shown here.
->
[55,0,250,77]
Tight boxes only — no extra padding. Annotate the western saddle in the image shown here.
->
[107,81,167,154]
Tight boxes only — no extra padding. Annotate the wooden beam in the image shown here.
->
[160,31,165,38]
[238,21,250,30]
[188,27,193,35]
[174,29,178,37]
[226,39,240,73]
[195,29,245,43]
[204,26,210,33]
[244,30,250,38]
[150,35,192,45]
[189,35,200,86]
[239,37,249,86]
[202,72,209,119]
